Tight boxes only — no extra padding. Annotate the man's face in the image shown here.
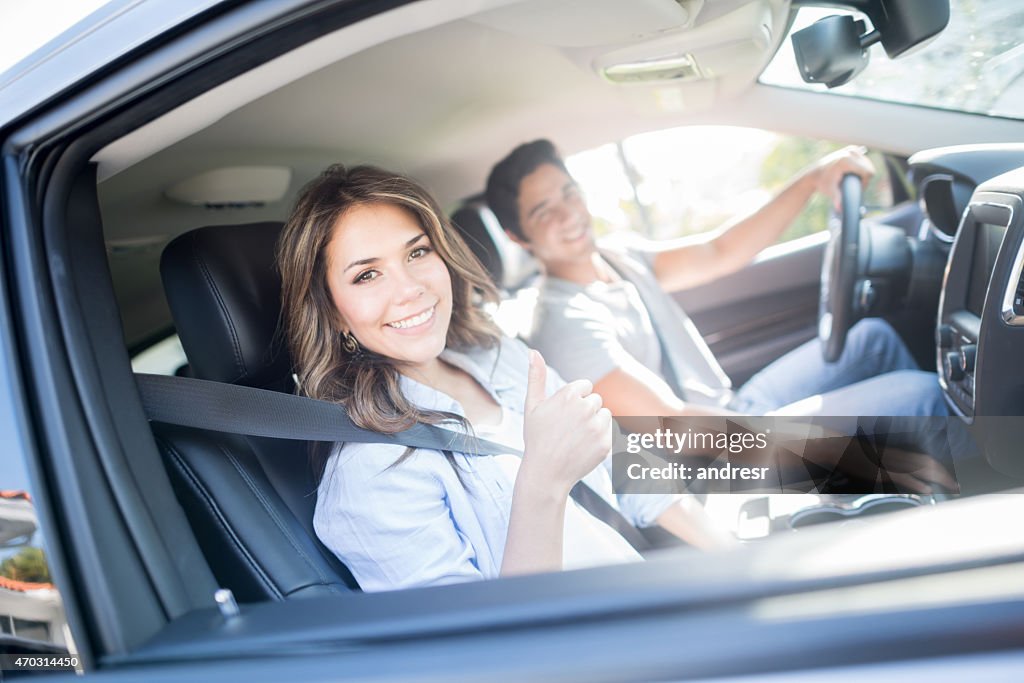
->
[514,162,595,268]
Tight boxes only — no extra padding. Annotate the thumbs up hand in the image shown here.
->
[520,350,613,498]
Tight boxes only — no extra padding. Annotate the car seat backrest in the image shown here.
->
[160,222,291,391]
[158,222,359,600]
[450,200,539,292]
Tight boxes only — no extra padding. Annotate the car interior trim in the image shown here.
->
[997,203,1024,325]
[93,0,521,181]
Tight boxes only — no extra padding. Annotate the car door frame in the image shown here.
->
[2,0,1024,679]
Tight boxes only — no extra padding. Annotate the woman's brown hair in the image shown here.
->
[277,165,501,481]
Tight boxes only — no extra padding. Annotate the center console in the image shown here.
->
[936,169,1024,417]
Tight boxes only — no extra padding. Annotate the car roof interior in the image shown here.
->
[93,0,1024,351]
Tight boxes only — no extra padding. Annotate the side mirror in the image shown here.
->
[791,0,950,88]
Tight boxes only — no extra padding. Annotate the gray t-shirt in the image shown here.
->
[529,241,732,407]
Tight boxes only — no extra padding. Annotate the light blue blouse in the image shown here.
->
[313,337,678,592]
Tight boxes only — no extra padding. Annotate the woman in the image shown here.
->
[277,165,721,592]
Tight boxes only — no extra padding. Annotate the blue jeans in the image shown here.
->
[729,318,947,416]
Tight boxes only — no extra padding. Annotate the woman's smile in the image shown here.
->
[385,304,437,332]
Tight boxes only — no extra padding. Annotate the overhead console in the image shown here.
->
[937,166,1024,417]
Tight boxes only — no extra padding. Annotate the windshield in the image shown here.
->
[760,0,1024,120]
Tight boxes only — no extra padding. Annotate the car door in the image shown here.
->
[677,231,825,385]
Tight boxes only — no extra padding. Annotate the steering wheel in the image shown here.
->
[818,173,863,363]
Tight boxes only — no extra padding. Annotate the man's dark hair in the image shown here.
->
[485,139,571,240]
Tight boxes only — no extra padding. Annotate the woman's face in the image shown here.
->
[325,202,453,370]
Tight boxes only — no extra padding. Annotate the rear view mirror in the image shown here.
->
[870,0,950,58]
[791,0,950,88]
[792,15,871,88]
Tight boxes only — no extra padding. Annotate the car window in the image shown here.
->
[130,334,188,376]
[567,126,894,245]
[6,0,1024,676]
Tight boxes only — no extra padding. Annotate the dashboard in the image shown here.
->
[909,147,1024,424]
[936,173,1024,417]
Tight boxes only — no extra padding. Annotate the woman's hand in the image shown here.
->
[519,350,612,499]
[501,350,612,576]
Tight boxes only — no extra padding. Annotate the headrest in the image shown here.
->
[450,201,538,291]
[451,202,506,286]
[161,222,291,390]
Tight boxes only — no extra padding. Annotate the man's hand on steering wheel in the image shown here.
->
[812,146,875,210]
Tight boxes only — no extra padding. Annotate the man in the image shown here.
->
[485,139,946,418]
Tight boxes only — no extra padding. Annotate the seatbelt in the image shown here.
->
[135,373,653,553]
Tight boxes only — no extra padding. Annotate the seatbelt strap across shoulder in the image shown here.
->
[135,373,654,553]
[135,372,511,455]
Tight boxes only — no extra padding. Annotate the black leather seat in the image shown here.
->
[157,221,359,601]
[450,200,538,291]
[450,201,506,286]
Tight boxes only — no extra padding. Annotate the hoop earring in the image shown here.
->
[341,331,360,355]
